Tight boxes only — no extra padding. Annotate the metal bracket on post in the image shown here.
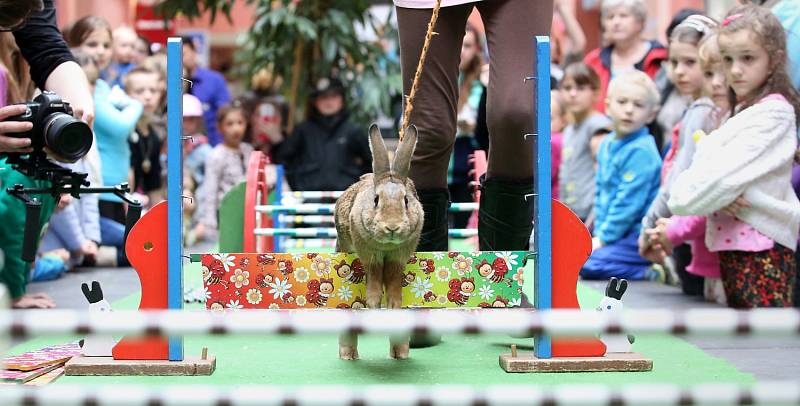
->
[533,36,552,360]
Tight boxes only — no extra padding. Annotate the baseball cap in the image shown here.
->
[183,94,203,117]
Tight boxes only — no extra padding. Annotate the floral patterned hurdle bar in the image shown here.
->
[200,252,528,310]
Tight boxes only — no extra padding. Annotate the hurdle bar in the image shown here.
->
[255,202,479,214]
[284,191,345,200]
[253,227,478,238]
[282,238,337,249]
[2,308,799,338]
[2,382,799,406]
[278,215,335,224]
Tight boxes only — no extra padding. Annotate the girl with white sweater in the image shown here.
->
[668,5,800,308]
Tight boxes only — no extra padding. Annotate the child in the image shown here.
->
[126,66,164,207]
[558,63,612,222]
[108,26,138,89]
[580,70,662,280]
[639,15,718,290]
[196,102,254,237]
[66,16,143,266]
[37,49,102,270]
[669,5,800,308]
[182,94,213,243]
[550,90,566,200]
[647,33,730,305]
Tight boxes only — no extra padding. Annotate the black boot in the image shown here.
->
[410,188,449,348]
[415,188,450,252]
[479,176,535,317]
[478,176,534,251]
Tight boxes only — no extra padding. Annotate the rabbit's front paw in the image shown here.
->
[366,292,382,309]
[339,344,359,360]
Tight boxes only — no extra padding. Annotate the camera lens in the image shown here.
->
[43,113,93,162]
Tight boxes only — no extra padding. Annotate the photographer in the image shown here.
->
[0,0,95,308]
[0,0,94,152]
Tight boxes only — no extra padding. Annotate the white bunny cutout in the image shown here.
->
[80,281,117,357]
[597,277,635,353]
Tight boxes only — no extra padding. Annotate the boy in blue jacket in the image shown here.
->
[581,70,662,280]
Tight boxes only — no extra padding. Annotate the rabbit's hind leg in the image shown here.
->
[338,331,359,360]
[384,262,410,359]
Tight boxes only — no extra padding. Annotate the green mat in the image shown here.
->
[6,254,754,387]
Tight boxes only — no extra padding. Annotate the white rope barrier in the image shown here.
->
[256,202,479,214]
[254,227,478,238]
[1,308,799,338]
[1,382,799,406]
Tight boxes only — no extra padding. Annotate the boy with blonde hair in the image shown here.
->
[581,70,663,280]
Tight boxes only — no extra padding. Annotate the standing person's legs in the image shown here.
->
[476,0,553,251]
[397,5,473,253]
[397,5,472,348]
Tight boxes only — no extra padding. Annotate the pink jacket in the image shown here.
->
[666,215,721,278]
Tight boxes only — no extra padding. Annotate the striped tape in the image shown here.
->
[0,383,798,406]
[256,203,479,214]
[1,308,799,338]
[255,228,478,238]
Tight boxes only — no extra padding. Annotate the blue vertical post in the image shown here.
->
[166,38,184,361]
[274,165,284,252]
[534,36,552,359]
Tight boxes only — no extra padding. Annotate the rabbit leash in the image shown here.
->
[399,0,442,142]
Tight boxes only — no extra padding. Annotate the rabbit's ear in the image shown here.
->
[92,281,104,300]
[605,277,618,297]
[617,279,628,297]
[393,125,418,179]
[81,283,91,300]
[368,124,390,176]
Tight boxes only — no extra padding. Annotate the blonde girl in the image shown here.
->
[639,15,718,290]
[669,5,800,308]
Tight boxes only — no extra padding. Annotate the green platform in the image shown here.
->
[7,255,754,387]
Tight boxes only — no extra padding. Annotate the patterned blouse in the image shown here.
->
[198,143,254,229]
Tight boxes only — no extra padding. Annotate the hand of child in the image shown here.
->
[722,197,750,217]
[193,223,206,241]
[80,240,98,258]
[56,194,72,211]
[652,218,674,256]
[591,237,604,251]
[11,293,56,309]
[640,228,665,263]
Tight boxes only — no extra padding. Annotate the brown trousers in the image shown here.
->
[397,0,553,190]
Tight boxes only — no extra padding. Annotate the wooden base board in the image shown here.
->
[500,352,652,373]
[64,356,216,376]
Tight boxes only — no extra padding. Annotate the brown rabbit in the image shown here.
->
[335,124,424,360]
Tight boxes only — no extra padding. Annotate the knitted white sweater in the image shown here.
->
[668,98,800,250]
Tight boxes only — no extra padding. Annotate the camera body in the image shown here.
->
[4,91,93,163]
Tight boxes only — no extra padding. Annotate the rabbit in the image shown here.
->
[596,277,635,353]
[335,124,424,360]
[79,281,117,357]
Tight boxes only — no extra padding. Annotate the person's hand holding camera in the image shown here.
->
[0,105,35,154]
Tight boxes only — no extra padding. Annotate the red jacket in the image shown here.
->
[584,41,668,113]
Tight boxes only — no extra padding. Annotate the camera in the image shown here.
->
[4,92,93,162]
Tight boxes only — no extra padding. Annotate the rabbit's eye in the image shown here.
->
[404,196,408,207]
[374,195,379,207]
[606,305,612,310]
